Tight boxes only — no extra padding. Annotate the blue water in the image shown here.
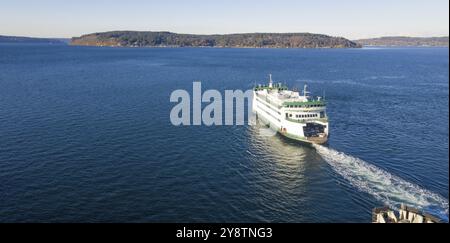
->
[0,44,448,222]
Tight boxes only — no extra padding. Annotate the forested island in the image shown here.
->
[70,31,361,48]
[0,35,68,44]
[355,36,449,47]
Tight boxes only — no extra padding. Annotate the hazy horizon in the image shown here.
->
[1,0,448,39]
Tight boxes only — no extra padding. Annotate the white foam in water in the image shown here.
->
[258,127,278,137]
[314,145,449,220]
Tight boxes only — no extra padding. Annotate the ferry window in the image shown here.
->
[289,114,292,118]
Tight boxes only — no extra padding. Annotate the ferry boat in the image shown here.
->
[252,75,329,145]
[372,204,442,223]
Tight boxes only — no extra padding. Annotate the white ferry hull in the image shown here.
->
[254,110,328,145]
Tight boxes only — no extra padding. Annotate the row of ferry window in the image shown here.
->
[286,104,323,108]
[288,113,319,118]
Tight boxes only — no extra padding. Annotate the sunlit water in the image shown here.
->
[0,44,448,222]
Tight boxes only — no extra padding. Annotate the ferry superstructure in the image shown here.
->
[252,75,329,145]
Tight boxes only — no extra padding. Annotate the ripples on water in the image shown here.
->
[0,44,448,222]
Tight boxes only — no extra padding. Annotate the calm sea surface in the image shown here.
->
[0,44,448,222]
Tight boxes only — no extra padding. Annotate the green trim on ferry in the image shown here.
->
[283,100,326,107]
[286,117,329,124]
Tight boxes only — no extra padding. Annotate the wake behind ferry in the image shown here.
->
[253,75,329,145]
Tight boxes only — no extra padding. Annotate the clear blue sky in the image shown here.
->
[1,0,448,39]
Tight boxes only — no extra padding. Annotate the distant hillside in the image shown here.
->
[0,35,69,44]
[355,36,449,47]
[71,31,361,48]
